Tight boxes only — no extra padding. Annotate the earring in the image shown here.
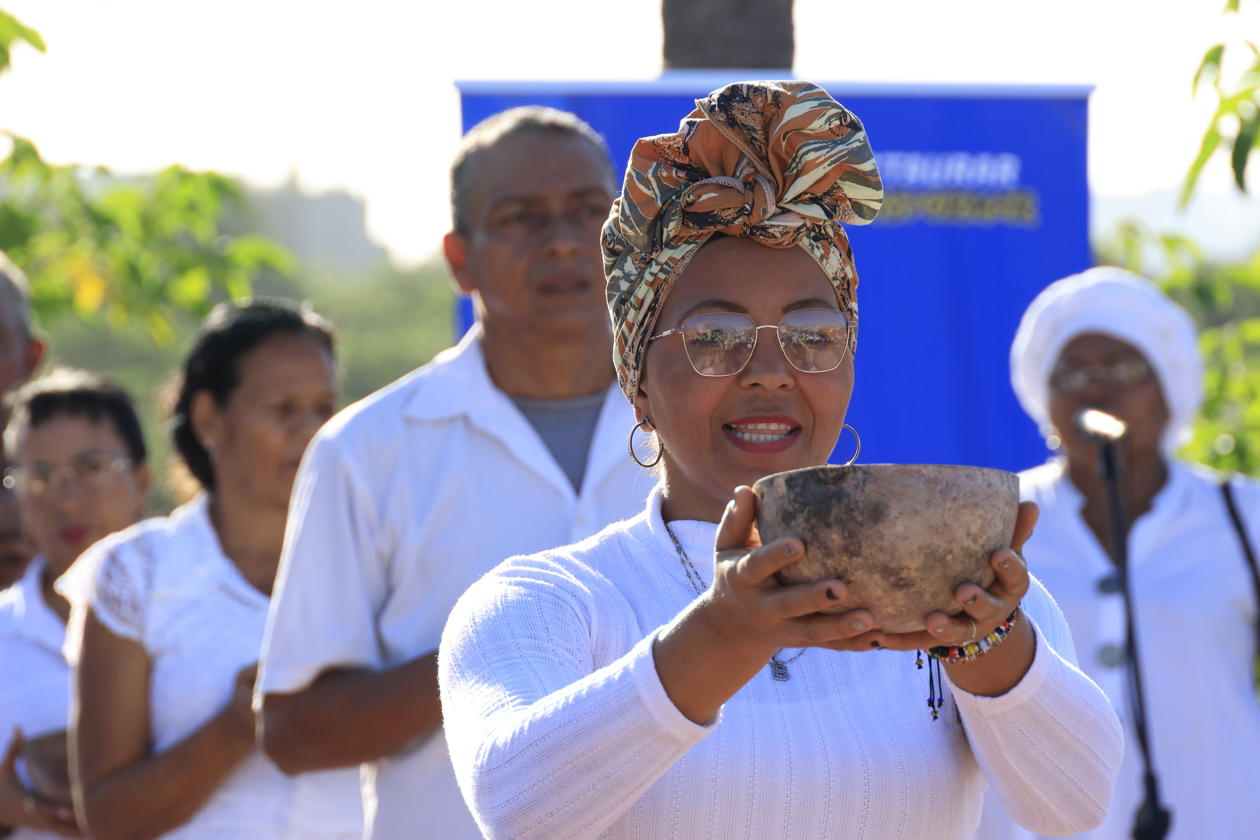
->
[839,423,861,467]
[628,420,664,469]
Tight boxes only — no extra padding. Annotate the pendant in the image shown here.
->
[770,659,790,681]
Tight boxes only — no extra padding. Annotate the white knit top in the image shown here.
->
[439,487,1124,840]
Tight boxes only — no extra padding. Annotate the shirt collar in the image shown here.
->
[402,324,500,423]
[157,495,271,609]
[9,556,65,652]
[402,324,637,500]
[1051,456,1194,518]
[645,484,721,587]
[1050,457,1198,569]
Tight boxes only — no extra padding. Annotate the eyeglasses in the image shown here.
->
[1049,360,1153,391]
[650,309,855,377]
[4,452,134,500]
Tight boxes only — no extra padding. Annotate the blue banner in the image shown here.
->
[457,77,1091,473]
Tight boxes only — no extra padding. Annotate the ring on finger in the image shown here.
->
[966,618,977,642]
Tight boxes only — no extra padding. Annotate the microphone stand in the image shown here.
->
[1093,437,1171,840]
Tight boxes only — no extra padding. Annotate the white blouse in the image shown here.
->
[65,496,363,840]
[439,486,1125,840]
[0,557,70,840]
[979,460,1260,840]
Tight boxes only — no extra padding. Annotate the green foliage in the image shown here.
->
[1097,222,1260,474]
[1183,3,1260,205]
[0,7,295,343]
[0,8,45,74]
[0,137,297,343]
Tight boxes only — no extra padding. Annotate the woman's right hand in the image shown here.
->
[654,486,881,724]
[0,730,81,837]
[702,485,884,656]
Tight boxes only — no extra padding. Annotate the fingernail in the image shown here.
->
[929,624,945,635]
[785,543,797,557]
[852,618,866,630]
[870,640,881,648]
[999,555,1011,568]
[964,593,978,606]
[826,587,839,601]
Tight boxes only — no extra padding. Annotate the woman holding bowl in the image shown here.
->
[439,81,1124,840]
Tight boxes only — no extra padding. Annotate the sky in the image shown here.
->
[1,0,1257,264]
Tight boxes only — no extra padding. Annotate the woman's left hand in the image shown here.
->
[877,501,1041,697]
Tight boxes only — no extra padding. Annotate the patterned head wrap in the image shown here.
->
[602,80,883,402]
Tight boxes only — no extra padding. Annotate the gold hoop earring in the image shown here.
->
[628,420,664,469]
[840,423,861,467]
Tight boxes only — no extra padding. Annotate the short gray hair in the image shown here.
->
[450,107,614,233]
[0,252,32,335]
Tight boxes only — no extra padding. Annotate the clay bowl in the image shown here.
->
[753,464,1019,633]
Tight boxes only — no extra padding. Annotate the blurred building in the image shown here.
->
[246,176,387,272]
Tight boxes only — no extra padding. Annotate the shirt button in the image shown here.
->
[574,514,586,529]
[1098,643,1125,668]
[1096,574,1122,594]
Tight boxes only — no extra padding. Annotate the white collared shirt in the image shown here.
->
[977,459,1260,840]
[0,557,69,840]
[257,325,652,840]
[65,497,364,840]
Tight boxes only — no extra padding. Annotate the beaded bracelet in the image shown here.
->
[927,604,1024,664]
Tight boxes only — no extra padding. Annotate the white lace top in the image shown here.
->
[64,496,363,840]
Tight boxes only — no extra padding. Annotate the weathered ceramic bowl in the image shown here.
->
[753,464,1019,633]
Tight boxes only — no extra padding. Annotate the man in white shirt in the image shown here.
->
[256,108,652,840]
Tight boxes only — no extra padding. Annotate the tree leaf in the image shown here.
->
[1195,44,1226,94]
[1181,124,1222,207]
[0,10,45,76]
[1232,109,1260,190]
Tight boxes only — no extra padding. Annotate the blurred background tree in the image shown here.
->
[0,7,293,343]
[1098,0,1260,474]
[0,6,457,512]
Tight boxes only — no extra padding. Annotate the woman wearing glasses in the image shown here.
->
[62,299,362,840]
[0,368,150,839]
[975,268,1260,840]
[439,81,1123,840]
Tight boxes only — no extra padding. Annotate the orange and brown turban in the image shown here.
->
[602,80,884,402]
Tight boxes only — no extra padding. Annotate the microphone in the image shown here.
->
[1074,408,1126,443]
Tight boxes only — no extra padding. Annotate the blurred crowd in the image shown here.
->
[0,86,1255,840]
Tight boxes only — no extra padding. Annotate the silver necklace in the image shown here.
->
[663,522,807,681]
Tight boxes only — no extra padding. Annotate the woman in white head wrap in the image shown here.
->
[981,266,1260,840]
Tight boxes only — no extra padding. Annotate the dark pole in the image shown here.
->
[662,0,795,70]
[1093,435,1171,840]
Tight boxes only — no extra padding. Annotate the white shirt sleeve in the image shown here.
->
[258,430,389,696]
[947,576,1124,837]
[77,540,151,646]
[439,554,716,840]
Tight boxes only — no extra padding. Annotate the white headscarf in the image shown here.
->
[1010,266,1203,453]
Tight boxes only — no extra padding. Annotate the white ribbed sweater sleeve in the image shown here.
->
[947,576,1124,836]
[439,549,716,840]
